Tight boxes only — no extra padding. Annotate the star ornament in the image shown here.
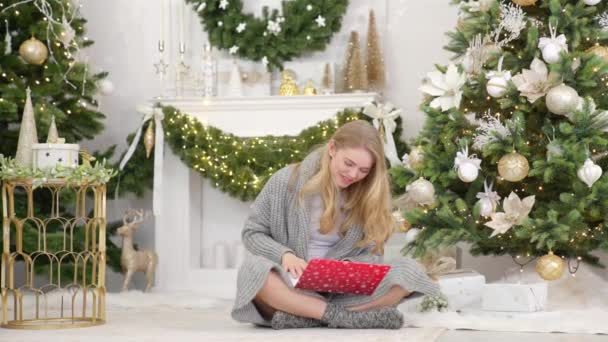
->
[315,15,326,27]
[484,192,535,237]
[229,45,239,55]
[219,0,229,10]
[153,59,169,75]
[236,22,247,33]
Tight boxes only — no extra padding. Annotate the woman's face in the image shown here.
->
[328,141,374,189]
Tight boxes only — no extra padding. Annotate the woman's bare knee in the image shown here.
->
[257,271,288,299]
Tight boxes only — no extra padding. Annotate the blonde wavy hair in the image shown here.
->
[298,120,395,254]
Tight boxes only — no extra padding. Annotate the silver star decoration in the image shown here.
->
[197,2,206,12]
[154,59,169,75]
[261,56,269,67]
[306,4,313,11]
[315,15,326,27]
[236,22,246,33]
[229,45,239,54]
[219,0,229,10]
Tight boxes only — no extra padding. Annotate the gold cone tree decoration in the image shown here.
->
[47,115,59,143]
[15,87,38,166]
[322,63,334,94]
[366,9,385,91]
[345,31,368,92]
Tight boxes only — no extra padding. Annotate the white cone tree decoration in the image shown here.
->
[15,87,38,166]
[227,60,243,97]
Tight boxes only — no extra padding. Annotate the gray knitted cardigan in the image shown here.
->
[231,149,440,326]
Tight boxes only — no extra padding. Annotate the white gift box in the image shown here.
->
[399,270,486,312]
[32,143,80,170]
[482,282,547,312]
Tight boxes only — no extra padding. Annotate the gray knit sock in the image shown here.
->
[270,311,323,330]
[321,303,404,329]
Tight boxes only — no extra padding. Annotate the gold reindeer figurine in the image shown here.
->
[117,209,158,292]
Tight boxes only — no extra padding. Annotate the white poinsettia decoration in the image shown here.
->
[476,180,501,218]
[485,192,535,237]
[419,64,466,112]
[511,58,557,103]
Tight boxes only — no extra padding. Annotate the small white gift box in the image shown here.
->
[399,270,486,312]
[32,143,80,170]
[482,282,547,312]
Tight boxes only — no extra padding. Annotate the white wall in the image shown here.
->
[80,0,524,291]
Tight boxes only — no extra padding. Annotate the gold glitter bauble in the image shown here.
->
[144,120,155,159]
[278,71,300,96]
[511,0,537,6]
[19,36,48,65]
[498,152,529,182]
[535,251,565,281]
[586,45,608,64]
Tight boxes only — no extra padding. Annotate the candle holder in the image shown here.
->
[153,40,169,99]
[175,42,191,98]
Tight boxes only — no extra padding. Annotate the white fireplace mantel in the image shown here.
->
[138,93,377,298]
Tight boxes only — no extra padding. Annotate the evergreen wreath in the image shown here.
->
[186,0,348,69]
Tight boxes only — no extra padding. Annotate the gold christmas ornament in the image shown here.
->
[409,146,425,168]
[586,45,608,64]
[535,251,565,281]
[278,71,300,96]
[392,211,412,233]
[303,80,317,95]
[511,0,537,6]
[498,152,529,182]
[144,120,155,158]
[19,36,48,65]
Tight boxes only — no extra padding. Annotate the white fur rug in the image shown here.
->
[402,265,608,335]
[0,291,446,342]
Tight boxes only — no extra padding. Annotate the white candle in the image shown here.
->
[160,0,166,43]
[179,0,184,44]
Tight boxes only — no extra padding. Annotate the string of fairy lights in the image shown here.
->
[161,105,363,200]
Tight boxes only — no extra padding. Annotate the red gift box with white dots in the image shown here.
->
[295,259,391,295]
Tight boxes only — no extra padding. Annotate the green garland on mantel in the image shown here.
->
[186,0,348,69]
[160,105,407,201]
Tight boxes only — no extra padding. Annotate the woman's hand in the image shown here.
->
[281,252,308,278]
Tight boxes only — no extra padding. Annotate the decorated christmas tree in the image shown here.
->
[0,0,127,275]
[393,0,608,278]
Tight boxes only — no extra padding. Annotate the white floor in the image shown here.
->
[1,294,606,342]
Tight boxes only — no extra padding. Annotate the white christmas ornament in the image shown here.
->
[538,23,568,64]
[584,0,602,5]
[454,146,482,183]
[485,192,535,237]
[406,177,436,206]
[476,180,501,218]
[419,63,466,112]
[404,228,421,245]
[546,84,579,115]
[577,158,602,188]
[97,79,114,95]
[486,56,511,98]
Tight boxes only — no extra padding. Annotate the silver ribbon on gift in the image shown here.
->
[117,106,165,216]
[362,102,402,168]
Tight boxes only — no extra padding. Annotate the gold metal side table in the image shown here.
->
[1,178,106,329]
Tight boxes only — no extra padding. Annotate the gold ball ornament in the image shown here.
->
[144,120,155,159]
[278,71,300,96]
[19,36,48,65]
[498,152,529,182]
[586,45,608,64]
[535,251,565,281]
[391,211,412,233]
[511,0,537,6]
[409,147,425,169]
